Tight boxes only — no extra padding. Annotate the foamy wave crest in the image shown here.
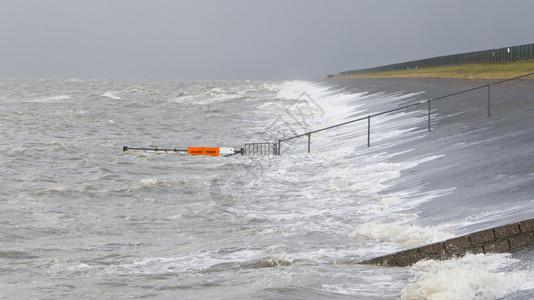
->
[106,248,293,278]
[23,95,71,103]
[402,253,534,299]
[101,92,121,99]
[137,177,189,187]
[206,87,225,96]
[319,160,406,195]
[4,145,27,157]
[34,185,69,195]
[353,222,453,250]
[122,177,192,194]
[45,141,69,151]
[169,91,192,103]
[206,87,253,102]
[256,102,288,114]
[201,256,294,273]
[276,80,319,100]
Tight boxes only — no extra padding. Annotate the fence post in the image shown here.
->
[487,84,491,116]
[278,139,281,155]
[427,99,432,131]
[367,115,371,147]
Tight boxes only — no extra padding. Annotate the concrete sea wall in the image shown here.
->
[360,218,534,267]
[322,78,534,268]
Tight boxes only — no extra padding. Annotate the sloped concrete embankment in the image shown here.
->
[360,218,534,267]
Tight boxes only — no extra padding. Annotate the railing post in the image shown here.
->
[278,139,281,155]
[427,99,432,131]
[367,115,371,147]
[487,84,491,116]
[307,132,311,153]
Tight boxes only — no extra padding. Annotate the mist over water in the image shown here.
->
[1,78,533,299]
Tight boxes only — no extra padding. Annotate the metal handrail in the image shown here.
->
[277,72,534,155]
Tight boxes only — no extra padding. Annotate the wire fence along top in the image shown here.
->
[341,43,534,75]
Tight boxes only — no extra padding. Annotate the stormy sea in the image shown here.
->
[1,77,534,299]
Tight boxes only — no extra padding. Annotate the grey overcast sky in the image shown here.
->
[1,0,533,80]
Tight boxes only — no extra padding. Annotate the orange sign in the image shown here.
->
[187,147,220,156]
[187,147,205,155]
[204,147,220,156]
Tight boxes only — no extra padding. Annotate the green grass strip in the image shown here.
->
[334,61,534,80]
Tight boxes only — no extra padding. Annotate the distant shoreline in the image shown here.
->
[332,61,534,80]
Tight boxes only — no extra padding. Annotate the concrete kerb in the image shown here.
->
[360,218,534,267]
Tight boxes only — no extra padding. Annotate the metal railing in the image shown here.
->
[277,72,534,155]
[244,142,278,156]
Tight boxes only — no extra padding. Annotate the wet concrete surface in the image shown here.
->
[325,77,534,235]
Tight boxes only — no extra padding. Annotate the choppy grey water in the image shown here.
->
[1,78,533,299]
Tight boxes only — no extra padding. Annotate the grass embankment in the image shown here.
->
[334,61,534,80]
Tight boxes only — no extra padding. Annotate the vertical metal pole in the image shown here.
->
[427,99,431,131]
[278,140,281,155]
[307,132,311,153]
[367,115,371,147]
[487,84,491,116]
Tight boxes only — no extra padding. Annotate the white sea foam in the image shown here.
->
[353,222,453,250]
[33,185,68,195]
[101,91,121,99]
[23,95,71,103]
[128,177,191,191]
[402,253,534,299]
[275,80,316,100]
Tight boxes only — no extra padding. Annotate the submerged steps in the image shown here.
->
[360,218,534,267]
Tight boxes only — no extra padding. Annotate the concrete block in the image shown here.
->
[392,249,421,267]
[359,219,534,268]
[468,246,485,254]
[444,236,471,255]
[421,253,447,261]
[360,255,393,266]
[419,242,446,256]
[509,233,534,251]
[469,228,495,245]
[494,223,520,240]
[483,239,510,253]
[519,219,534,233]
